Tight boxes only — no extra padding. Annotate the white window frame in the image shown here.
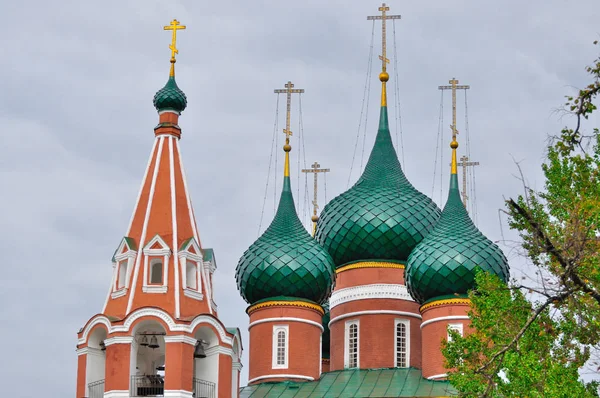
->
[142,235,170,293]
[447,323,464,342]
[394,319,410,368]
[179,240,204,301]
[111,240,136,298]
[344,319,359,369]
[272,325,289,369]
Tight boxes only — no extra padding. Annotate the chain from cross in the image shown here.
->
[164,19,186,61]
[302,161,330,236]
[274,81,304,142]
[438,78,470,141]
[367,3,401,73]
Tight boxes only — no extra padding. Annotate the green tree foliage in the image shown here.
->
[443,42,600,397]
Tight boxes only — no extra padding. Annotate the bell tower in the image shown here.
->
[75,20,242,398]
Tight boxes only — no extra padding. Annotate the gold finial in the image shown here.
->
[274,81,305,177]
[368,4,401,107]
[302,161,331,236]
[438,78,470,175]
[163,19,186,76]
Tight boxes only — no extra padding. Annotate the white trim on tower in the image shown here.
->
[329,283,414,309]
[126,136,165,315]
[168,137,181,319]
[420,315,469,329]
[329,310,422,328]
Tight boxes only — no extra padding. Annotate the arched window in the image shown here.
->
[345,320,359,368]
[395,319,410,367]
[272,325,289,369]
[186,261,197,290]
[150,259,163,284]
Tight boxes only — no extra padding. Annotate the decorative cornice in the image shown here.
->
[419,298,471,312]
[336,261,405,274]
[111,288,127,299]
[330,283,414,309]
[248,317,324,332]
[103,391,130,398]
[232,361,243,371]
[420,315,470,329]
[163,335,197,346]
[247,300,324,315]
[205,345,235,358]
[104,336,134,346]
[183,288,204,301]
[329,310,421,327]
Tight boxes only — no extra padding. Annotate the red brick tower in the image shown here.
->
[75,20,242,398]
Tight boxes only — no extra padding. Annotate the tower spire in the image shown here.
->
[367,3,401,106]
[274,81,304,177]
[163,19,186,77]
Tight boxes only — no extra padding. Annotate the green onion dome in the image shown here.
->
[322,302,330,359]
[405,173,510,304]
[315,106,441,267]
[236,176,336,305]
[153,75,187,113]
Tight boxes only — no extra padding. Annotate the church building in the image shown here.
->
[76,4,509,398]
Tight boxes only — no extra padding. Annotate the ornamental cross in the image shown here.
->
[302,161,331,236]
[367,3,401,72]
[274,81,305,142]
[458,155,479,209]
[438,78,470,141]
[164,19,186,61]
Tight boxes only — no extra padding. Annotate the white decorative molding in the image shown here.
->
[163,335,197,346]
[248,317,324,332]
[211,299,218,311]
[142,234,171,255]
[329,310,422,327]
[427,373,448,380]
[330,283,414,309]
[126,136,165,315]
[204,345,236,358]
[79,310,234,347]
[164,390,194,398]
[168,137,181,320]
[104,336,134,346]
[103,390,130,398]
[76,347,89,356]
[176,139,213,315]
[111,288,127,299]
[142,285,168,293]
[248,374,314,384]
[420,315,469,329]
[183,288,204,300]
[232,361,243,371]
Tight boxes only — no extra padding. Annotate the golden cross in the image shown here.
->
[302,161,331,236]
[274,81,305,142]
[367,3,401,73]
[438,77,470,142]
[164,19,186,61]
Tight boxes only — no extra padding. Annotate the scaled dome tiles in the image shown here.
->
[405,174,510,304]
[316,108,441,267]
[153,75,188,113]
[236,178,336,305]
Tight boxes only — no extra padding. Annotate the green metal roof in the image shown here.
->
[406,173,509,304]
[239,368,456,397]
[202,248,214,262]
[153,75,187,113]
[316,106,441,267]
[236,176,336,305]
[111,236,137,262]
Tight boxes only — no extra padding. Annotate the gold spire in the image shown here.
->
[302,162,331,236]
[438,78,470,174]
[274,81,304,177]
[163,19,186,76]
[367,3,401,106]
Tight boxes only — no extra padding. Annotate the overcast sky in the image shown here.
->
[1,0,599,396]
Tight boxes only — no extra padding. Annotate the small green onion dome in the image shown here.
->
[322,302,331,359]
[315,106,441,267]
[153,75,187,113]
[236,176,336,305]
[405,173,510,304]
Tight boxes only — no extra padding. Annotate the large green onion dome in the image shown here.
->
[315,105,441,267]
[236,163,336,305]
[322,302,331,360]
[405,170,510,304]
[153,72,187,113]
